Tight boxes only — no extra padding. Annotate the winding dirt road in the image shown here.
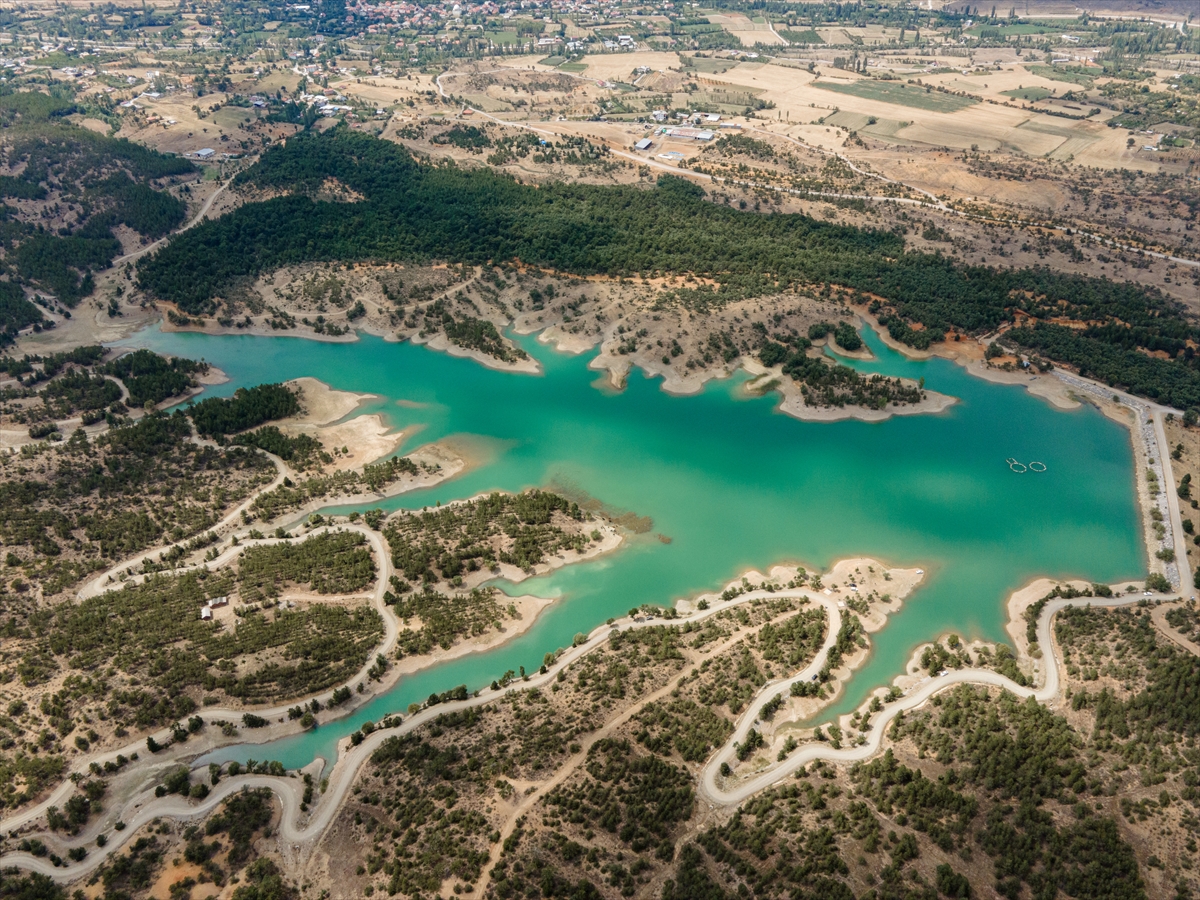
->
[113,179,232,267]
[1,579,1175,884]
[697,592,1165,806]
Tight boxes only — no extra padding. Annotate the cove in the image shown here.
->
[115,324,1144,772]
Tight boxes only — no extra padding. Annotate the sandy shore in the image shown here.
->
[738,358,958,423]
[285,377,373,425]
[850,310,1177,578]
[392,593,553,677]
[848,572,1151,733]
[158,304,359,344]
[532,325,598,355]
[164,363,230,409]
[580,331,956,424]
[678,557,926,750]
[953,360,1081,410]
[268,441,468,530]
[271,378,407,471]
[412,331,542,375]
[853,304,1082,410]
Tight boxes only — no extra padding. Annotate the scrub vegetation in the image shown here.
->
[40,561,383,706]
[247,454,425,521]
[0,409,274,599]
[381,490,607,656]
[383,490,594,586]
[236,530,376,601]
[310,596,1200,900]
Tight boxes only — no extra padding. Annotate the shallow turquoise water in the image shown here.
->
[118,324,1143,770]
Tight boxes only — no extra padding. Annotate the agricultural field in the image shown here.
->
[814,78,980,113]
[1002,85,1053,101]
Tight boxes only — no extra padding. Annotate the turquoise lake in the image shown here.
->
[118,324,1144,771]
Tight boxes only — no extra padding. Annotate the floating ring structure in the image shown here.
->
[1009,461,1028,473]
[1029,461,1047,473]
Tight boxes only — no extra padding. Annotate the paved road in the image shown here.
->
[1052,370,1192,593]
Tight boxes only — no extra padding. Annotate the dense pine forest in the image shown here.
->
[136,127,1200,410]
[0,88,193,343]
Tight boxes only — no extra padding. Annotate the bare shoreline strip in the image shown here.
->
[1,562,1173,883]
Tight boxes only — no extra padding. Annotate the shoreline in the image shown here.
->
[851,304,1182,586]
[7,553,1174,884]
[1,319,1179,876]
[697,570,1183,807]
[160,309,544,377]
[2,489,627,837]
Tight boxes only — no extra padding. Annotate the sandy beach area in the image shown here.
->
[412,331,542,375]
[272,378,408,471]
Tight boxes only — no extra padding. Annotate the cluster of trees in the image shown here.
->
[0,281,43,347]
[135,128,894,314]
[0,752,65,811]
[1,344,106,380]
[889,683,1146,899]
[758,333,924,409]
[188,383,300,437]
[487,132,610,168]
[382,490,588,585]
[37,370,122,420]
[1164,602,1199,640]
[2,347,204,429]
[363,725,496,893]
[236,531,375,601]
[754,607,827,670]
[358,692,593,894]
[431,124,492,150]
[543,737,694,859]
[233,425,325,466]
[851,749,978,853]
[77,787,284,900]
[0,89,192,305]
[102,348,209,407]
[807,320,864,352]
[418,298,528,363]
[390,585,508,656]
[249,454,421,521]
[1060,605,1200,741]
[634,697,734,763]
[95,834,164,897]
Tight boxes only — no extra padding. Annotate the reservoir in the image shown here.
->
[118,323,1143,771]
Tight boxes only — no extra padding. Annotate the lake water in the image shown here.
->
[117,324,1143,771]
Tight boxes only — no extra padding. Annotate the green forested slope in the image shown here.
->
[138,127,1200,409]
[0,88,193,342]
